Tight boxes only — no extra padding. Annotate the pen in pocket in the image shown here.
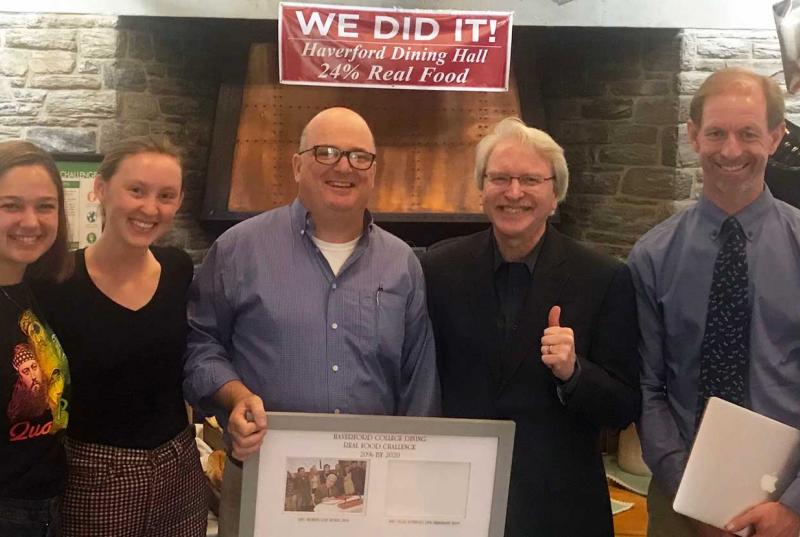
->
[376,285,383,307]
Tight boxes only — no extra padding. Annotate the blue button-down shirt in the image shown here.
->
[628,188,800,511]
[183,199,441,426]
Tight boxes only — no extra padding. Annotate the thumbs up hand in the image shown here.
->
[541,305,577,381]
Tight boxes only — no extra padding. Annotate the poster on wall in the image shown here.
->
[278,2,513,91]
[56,160,102,250]
[239,413,515,537]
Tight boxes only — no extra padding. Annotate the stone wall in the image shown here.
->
[542,27,794,257]
[0,13,224,262]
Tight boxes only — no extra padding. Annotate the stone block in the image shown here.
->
[153,35,184,65]
[128,32,154,60]
[609,125,659,144]
[47,91,116,118]
[0,49,29,77]
[5,29,77,51]
[678,95,692,123]
[0,127,23,141]
[30,75,102,90]
[696,38,752,59]
[12,89,46,103]
[42,15,118,29]
[661,126,678,166]
[753,40,782,59]
[598,145,658,166]
[79,29,123,58]
[26,127,97,153]
[158,96,200,117]
[642,33,681,71]
[589,202,667,236]
[29,51,75,74]
[634,98,678,125]
[609,80,671,97]
[77,59,101,74]
[552,122,609,144]
[545,100,583,120]
[98,121,150,152]
[621,167,692,200]
[582,98,634,120]
[569,171,621,195]
[110,60,147,91]
[589,65,643,82]
[121,92,159,120]
[676,124,699,167]
[563,146,592,170]
[0,101,41,116]
[0,14,45,28]
[8,78,26,88]
[144,63,167,77]
[677,72,709,95]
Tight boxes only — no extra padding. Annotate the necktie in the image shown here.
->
[696,217,751,426]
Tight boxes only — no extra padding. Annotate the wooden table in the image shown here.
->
[609,484,648,537]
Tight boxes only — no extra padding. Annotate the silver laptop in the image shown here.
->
[673,397,800,536]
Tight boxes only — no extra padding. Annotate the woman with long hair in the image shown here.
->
[0,140,72,536]
[41,137,208,536]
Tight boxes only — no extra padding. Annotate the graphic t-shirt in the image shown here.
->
[0,282,70,499]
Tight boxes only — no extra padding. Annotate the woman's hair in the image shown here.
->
[0,140,72,282]
[96,136,183,185]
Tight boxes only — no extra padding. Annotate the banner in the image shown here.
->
[279,3,513,92]
[57,161,102,249]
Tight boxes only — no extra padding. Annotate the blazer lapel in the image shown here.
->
[497,226,570,394]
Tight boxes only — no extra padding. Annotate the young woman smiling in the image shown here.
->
[0,140,72,537]
[39,137,208,536]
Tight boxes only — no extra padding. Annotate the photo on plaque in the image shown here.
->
[284,458,368,515]
[385,460,471,518]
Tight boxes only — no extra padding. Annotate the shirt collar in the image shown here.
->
[697,185,776,241]
[290,198,375,239]
[491,230,544,274]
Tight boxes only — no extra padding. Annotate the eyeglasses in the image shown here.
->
[484,174,555,189]
[298,145,376,170]
[483,173,555,188]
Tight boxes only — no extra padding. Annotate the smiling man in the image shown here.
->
[628,68,800,537]
[421,117,640,537]
[184,107,440,537]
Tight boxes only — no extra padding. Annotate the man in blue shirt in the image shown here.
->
[629,68,800,537]
[184,107,440,536]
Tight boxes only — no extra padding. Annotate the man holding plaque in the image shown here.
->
[422,117,640,537]
[184,107,440,536]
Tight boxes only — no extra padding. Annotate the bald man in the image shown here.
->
[184,108,440,536]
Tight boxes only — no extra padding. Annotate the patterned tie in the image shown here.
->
[696,216,751,426]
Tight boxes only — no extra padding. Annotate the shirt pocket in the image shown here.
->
[66,458,116,491]
[359,290,406,363]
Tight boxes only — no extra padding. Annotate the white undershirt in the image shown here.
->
[311,235,361,276]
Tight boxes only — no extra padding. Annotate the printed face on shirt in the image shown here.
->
[292,108,376,220]
[94,152,183,250]
[481,138,557,247]
[0,164,59,281]
[688,80,784,204]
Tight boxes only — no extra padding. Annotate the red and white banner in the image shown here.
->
[278,3,513,92]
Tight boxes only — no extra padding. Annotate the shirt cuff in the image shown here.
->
[779,477,800,515]
[556,356,582,404]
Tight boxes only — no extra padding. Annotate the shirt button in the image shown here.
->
[332,365,339,372]
[332,283,337,290]
[300,229,305,235]
[331,322,338,330]
[334,409,341,414]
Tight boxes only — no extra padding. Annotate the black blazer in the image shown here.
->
[422,226,640,537]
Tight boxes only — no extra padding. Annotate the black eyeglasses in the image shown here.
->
[298,145,376,170]
[484,174,555,189]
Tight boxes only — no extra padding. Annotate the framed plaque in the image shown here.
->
[239,412,515,537]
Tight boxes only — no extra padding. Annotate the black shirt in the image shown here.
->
[492,233,542,342]
[40,246,193,449]
[0,282,69,499]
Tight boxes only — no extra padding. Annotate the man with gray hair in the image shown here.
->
[629,67,800,537]
[422,117,640,537]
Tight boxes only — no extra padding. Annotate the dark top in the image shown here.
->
[0,282,70,499]
[39,246,193,449]
[422,226,640,537]
[492,233,541,344]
